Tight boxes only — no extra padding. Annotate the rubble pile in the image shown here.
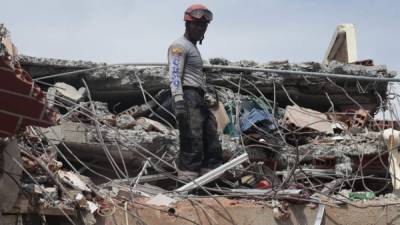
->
[2,24,400,225]
[20,55,395,112]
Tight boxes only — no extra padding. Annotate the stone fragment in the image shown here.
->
[136,117,171,134]
[54,82,86,102]
[57,170,91,192]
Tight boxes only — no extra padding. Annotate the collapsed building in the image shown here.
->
[2,23,400,225]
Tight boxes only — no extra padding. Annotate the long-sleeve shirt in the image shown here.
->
[167,36,205,102]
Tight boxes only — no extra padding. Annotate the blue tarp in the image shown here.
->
[239,108,276,132]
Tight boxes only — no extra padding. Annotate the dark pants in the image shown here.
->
[177,88,223,172]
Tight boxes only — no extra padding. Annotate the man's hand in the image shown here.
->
[205,86,219,108]
[204,92,218,108]
[175,100,187,124]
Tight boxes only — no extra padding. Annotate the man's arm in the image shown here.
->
[168,44,186,103]
[168,44,187,123]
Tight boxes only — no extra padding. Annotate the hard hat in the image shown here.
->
[184,4,213,23]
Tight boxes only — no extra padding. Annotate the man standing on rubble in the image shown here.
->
[168,4,223,180]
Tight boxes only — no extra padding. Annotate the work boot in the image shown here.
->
[177,170,199,182]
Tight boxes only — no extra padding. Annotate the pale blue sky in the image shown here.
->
[2,0,399,72]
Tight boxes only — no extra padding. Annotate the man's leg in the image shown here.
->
[178,90,205,173]
[202,107,223,170]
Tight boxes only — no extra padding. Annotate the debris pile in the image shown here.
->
[2,24,400,225]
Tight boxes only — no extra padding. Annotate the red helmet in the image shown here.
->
[184,4,213,23]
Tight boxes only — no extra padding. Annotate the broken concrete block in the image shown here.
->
[75,193,98,214]
[283,105,333,134]
[0,38,15,59]
[331,121,347,132]
[136,117,171,134]
[87,200,99,214]
[53,82,85,103]
[44,187,58,200]
[42,120,180,170]
[57,170,91,192]
[22,184,58,201]
[0,24,17,58]
[323,24,357,64]
[42,121,89,144]
[65,101,116,125]
[22,184,43,194]
[116,114,136,129]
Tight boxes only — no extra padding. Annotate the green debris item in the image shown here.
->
[223,102,238,137]
[348,191,375,200]
[250,96,284,120]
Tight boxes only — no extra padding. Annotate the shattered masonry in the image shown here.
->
[2,23,400,225]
